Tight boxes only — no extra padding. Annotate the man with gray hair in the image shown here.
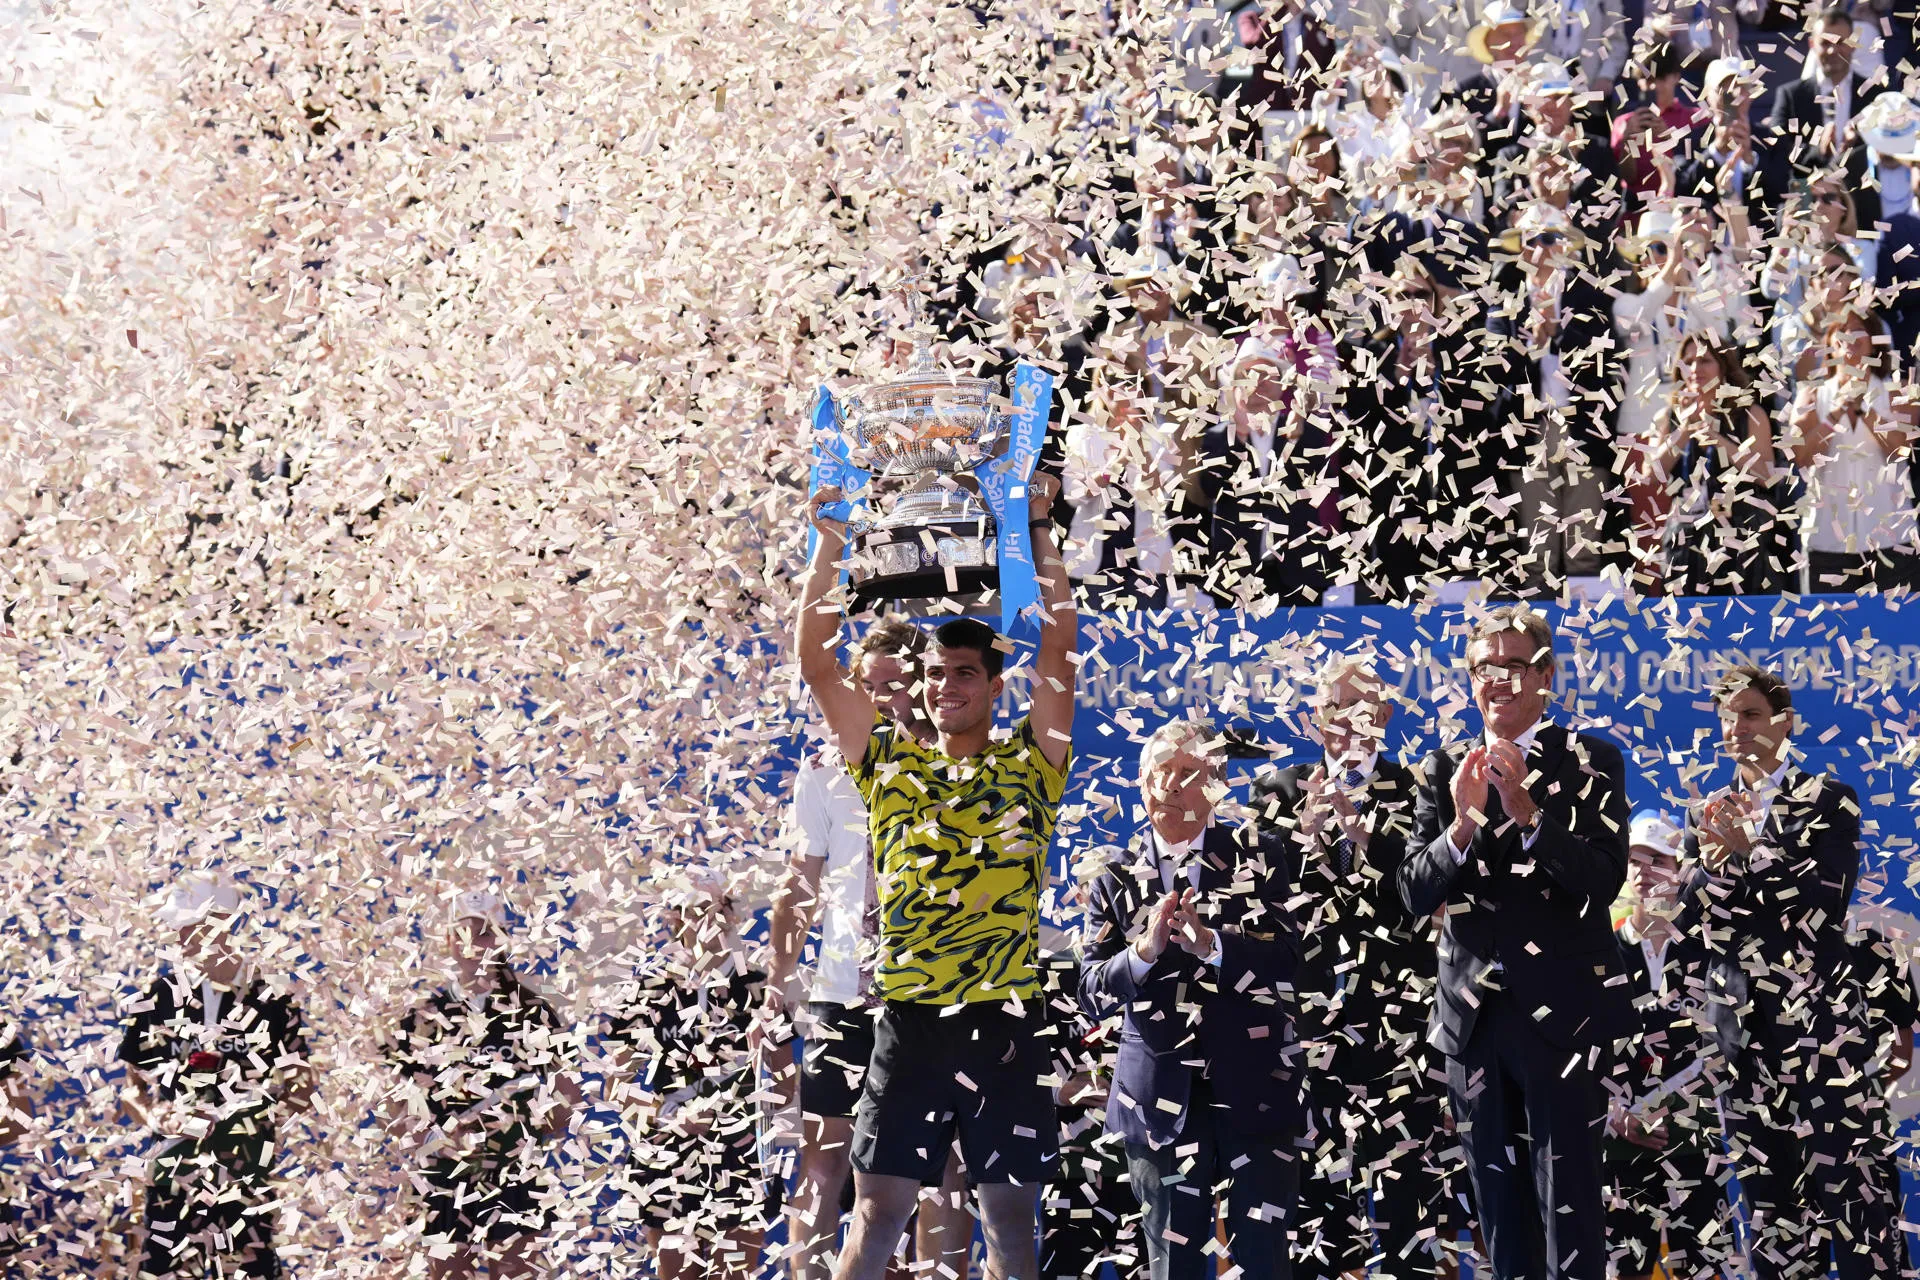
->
[1080,718,1303,1280]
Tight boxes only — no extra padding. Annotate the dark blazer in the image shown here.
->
[1874,211,1920,366]
[1333,323,1510,600]
[1676,767,1863,1065]
[1492,127,1626,240]
[1766,74,1884,227]
[1254,759,1436,1083]
[1399,723,1639,1057]
[1079,821,1303,1146]
[1611,926,1714,1106]
[1485,263,1624,456]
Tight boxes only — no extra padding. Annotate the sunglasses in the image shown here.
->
[1525,231,1567,249]
[1642,240,1670,259]
[1815,189,1848,207]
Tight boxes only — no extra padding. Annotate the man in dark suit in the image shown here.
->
[1080,719,1303,1280]
[1766,5,1884,225]
[1255,655,1455,1279]
[1604,812,1731,1280]
[1673,56,1792,238]
[1678,664,1900,1280]
[1397,606,1637,1280]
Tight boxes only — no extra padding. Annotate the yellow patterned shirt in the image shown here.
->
[850,714,1070,1004]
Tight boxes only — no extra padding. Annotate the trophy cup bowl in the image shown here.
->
[838,366,1010,606]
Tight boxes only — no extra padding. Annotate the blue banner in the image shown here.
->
[977,365,1053,631]
[806,385,867,567]
[991,594,1920,916]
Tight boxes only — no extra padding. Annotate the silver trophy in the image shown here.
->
[835,342,1013,606]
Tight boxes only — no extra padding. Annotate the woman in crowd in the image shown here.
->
[605,877,775,1280]
[386,892,581,1280]
[1612,204,1750,584]
[1764,172,1876,384]
[1788,310,1920,591]
[1655,331,1791,595]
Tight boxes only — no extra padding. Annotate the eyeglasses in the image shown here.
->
[1470,660,1545,683]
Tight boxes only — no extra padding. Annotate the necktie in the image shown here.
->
[1336,769,1366,875]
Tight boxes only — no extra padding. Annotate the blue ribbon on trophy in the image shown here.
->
[976,364,1054,631]
[807,386,869,571]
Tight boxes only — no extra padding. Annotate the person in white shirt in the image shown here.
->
[764,617,971,1280]
[1788,309,1920,592]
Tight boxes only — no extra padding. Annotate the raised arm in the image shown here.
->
[1028,473,1077,771]
[796,488,877,766]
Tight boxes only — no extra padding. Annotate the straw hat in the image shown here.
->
[1467,0,1542,65]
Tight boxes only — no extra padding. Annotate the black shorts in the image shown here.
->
[800,1001,878,1119]
[418,1147,552,1248]
[852,999,1057,1187]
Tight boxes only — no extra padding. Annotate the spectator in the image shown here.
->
[1537,0,1630,95]
[1762,173,1874,381]
[1860,93,1920,358]
[1604,812,1733,1280]
[607,879,774,1280]
[1445,0,1545,166]
[1674,57,1791,235]
[1768,4,1885,222]
[1398,607,1637,1280]
[1788,308,1920,590]
[1643,0,1744,62]
[1489,60,1625,237]
[1656,330,1792,594]
[1206,253,1342,606]
[1213,0,1339,155]
[799,476,1078,1280]
[1486,202,1624,590]
[1254,655,1456,1279]
[117,873,314,1280]
[1613,205,1742,445]
[1079,719,1302,1280]
[765,618,973,1280]
[1330,46,1419,206]
[1678,665,1901,1279]
[1611,37,1706,207]
[385,891,581,1280]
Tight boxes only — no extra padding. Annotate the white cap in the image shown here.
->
[1628,810,1683,858]
[154,871,248,928]
[452,890,507,928]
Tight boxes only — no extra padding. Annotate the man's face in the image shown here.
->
[923,643,1002,737]
[670,892,735,955]
[1468,628,1552,739]
[450,918,502,968]
[179,915,243,981]
[859,651,922,729]
[1486,21,1530,65]
[1315,674,1393,765]
[1532,92,1573,134]
[1630,845,1681,907]
[1814,16,1854,81]
[1146,747,1220,828]
[1719,687,1791,771]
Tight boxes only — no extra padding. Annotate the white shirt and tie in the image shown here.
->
[1127,826,1226,979]
[1446,720,1549,865]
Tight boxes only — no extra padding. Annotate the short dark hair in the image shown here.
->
[1467,606,1555,669]
[1632,37,1686,83]
[1811,3,1853,30]
[932,618,1006,678]
[1714,663,1792,714]
[855,615,927,668]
